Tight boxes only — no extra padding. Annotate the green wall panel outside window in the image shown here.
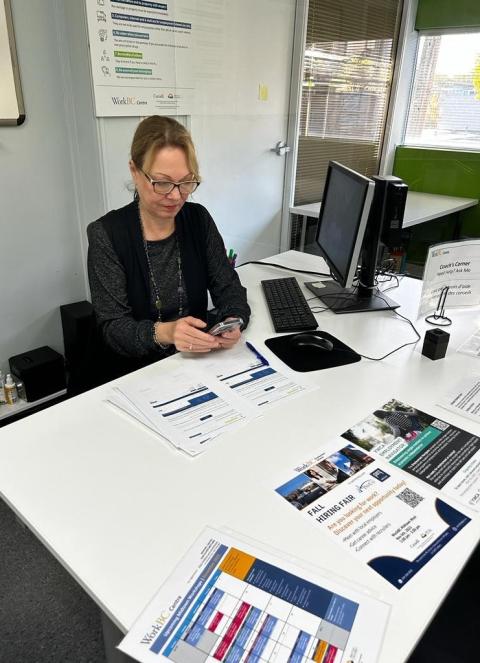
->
[416,0,480,30]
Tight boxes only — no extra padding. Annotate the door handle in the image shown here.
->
[271,140,291,156]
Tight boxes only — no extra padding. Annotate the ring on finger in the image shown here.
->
[188,343,193,351]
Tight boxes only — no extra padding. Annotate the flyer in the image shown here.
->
[274,439,470,589]
[342,398,480,511]
[119,527,391,663]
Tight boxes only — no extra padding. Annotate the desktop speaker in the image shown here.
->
[9,346,66,402]
[60,301,95,371]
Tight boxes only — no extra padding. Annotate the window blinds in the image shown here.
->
[294,0,402,205]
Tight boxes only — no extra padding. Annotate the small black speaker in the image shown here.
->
[9,347,65,402]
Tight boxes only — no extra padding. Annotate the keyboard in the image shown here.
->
[261,277,318,333]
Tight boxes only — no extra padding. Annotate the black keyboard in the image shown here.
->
[261,277,318,333]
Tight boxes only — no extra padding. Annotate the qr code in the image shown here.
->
[396,488,424,508]
[431,419,449,431]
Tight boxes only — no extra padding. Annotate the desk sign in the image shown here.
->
[419,239,480,317]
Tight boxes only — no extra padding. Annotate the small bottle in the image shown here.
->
[16,380,26,401]
[0,371,5,404]
[4,374,18,405]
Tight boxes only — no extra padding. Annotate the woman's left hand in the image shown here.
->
[217,318,242,349]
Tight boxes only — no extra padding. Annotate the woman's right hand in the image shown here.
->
[155,316,221,353]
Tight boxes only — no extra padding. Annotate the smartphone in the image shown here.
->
[208,317,243,336]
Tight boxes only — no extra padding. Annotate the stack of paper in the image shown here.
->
[108,342,316,456]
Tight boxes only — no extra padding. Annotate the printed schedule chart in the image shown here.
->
[120,530,389,663]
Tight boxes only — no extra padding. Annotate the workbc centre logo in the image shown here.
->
[111,95,147,106]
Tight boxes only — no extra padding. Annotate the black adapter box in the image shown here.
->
[422,328,450,360]
[9,346,66,402]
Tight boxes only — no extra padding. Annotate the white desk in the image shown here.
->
[290,191,479,250]
[1,251,479,663]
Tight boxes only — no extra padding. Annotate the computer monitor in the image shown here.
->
[305,161,402,313]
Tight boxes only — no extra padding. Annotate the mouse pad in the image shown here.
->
[265,331,361,372]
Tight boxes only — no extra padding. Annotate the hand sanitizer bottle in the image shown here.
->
[4,374,18,405]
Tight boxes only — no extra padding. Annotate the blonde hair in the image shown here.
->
[131,116,200,180]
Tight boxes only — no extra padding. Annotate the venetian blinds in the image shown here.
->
[294,0,402,204]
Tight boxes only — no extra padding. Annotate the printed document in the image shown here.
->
[438,373,480,424]
[197,342,315,410]
[274,439,470,589]
[342,398,480,512]
[109,343,316,455]
[119,527,390,663]
[116,368,255,456]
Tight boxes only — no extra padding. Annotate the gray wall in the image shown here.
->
[0,0,104,370]
[0,0,81,367]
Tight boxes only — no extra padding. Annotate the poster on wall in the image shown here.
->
[85,0,195,116]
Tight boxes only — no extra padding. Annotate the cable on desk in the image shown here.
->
[242,260,419,357]
[237,260,330,278]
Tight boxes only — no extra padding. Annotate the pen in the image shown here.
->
[246,341,269,366]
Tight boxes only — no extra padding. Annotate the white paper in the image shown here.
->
[457,327,480,357]
[119,527,391,663]
[419,240,480,316]
[117,368,255,455]
[110,344,317,455]
[199,342,316,411]
[438,373,480,424]
[274,440,470,589]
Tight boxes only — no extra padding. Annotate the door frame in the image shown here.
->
[279,0,309,252]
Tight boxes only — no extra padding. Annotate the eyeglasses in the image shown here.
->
[141,170,200,196]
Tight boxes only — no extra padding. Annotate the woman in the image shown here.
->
[87,115,250,377]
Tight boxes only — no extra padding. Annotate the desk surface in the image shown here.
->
[290,191,479,228]
[1,251,479,663]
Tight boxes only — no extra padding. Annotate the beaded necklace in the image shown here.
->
[138,205,185,323]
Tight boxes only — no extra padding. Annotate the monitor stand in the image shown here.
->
[305,280,399,314]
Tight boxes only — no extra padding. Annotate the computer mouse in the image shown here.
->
[291,333,334,352]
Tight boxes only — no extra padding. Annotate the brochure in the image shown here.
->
[274,440,470,589]
[342,398,480,511]
[119,527,391,663]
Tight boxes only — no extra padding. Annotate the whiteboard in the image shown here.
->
[0,0,24,125]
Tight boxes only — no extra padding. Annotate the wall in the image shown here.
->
[0,0,88,370]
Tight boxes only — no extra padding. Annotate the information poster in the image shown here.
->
[342,399,480,511]
[274,440,470,589]
[119,528,391,663]
[85,0,195,116]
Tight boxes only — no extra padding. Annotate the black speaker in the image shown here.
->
[9,346,65,402]
[60,301,95,371]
